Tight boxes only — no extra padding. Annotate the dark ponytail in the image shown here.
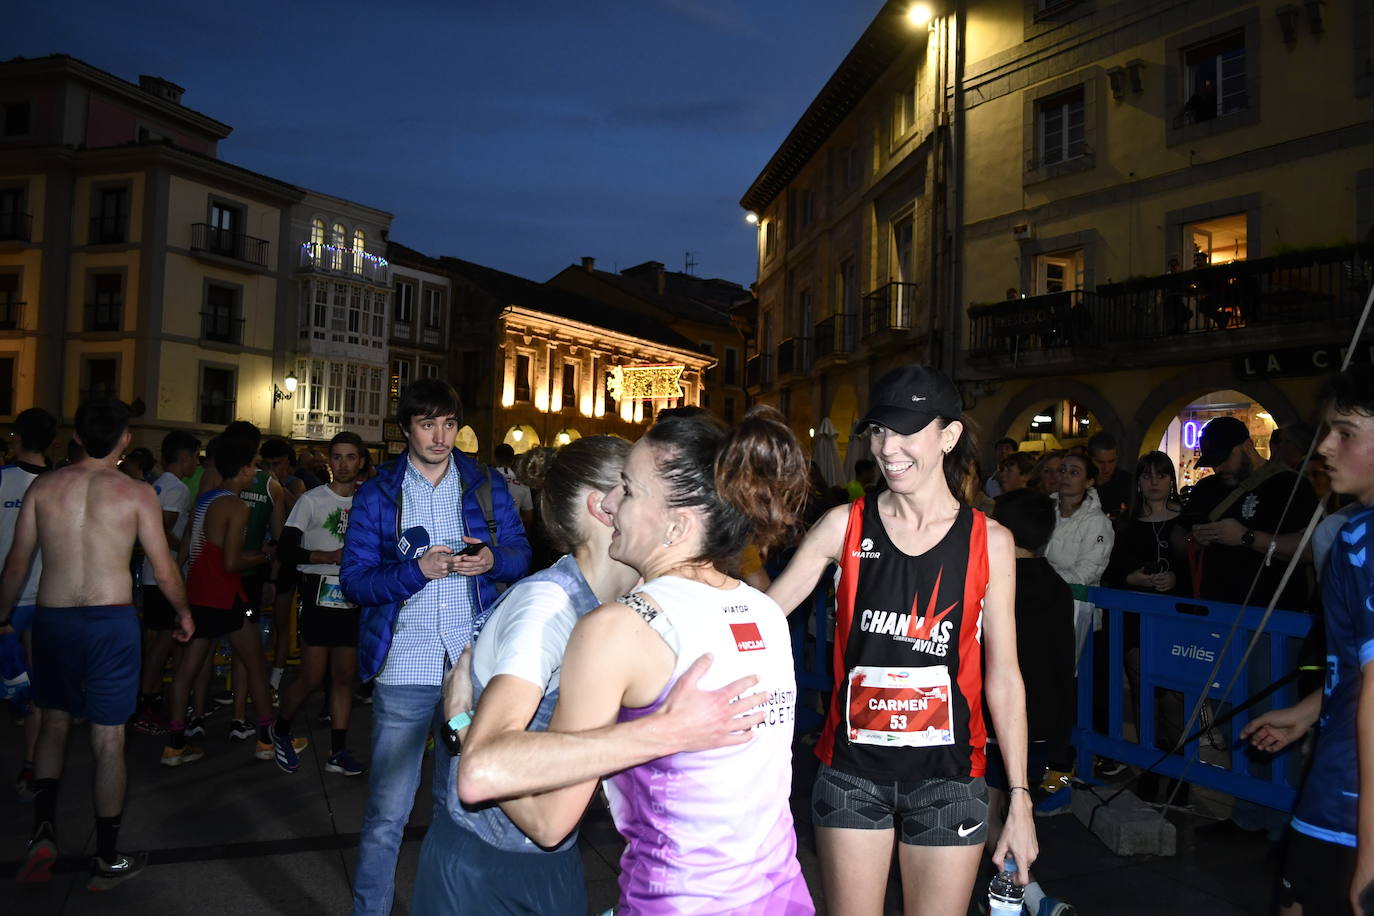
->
[645,405,808,564]
[942,414,979,502]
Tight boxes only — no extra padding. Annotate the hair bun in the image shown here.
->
[714,405,809,553]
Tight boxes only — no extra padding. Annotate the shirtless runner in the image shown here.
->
[0,398,194,891]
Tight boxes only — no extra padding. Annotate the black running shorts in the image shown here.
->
[297,574,361,649]
[812,762,988,846]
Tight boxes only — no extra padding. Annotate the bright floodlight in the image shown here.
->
[745,211,760,225]
[907,3,933,25]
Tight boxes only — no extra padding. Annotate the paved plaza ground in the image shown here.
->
[1,694,1279,915]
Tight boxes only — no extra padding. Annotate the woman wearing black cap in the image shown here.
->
[770,364,1038,915]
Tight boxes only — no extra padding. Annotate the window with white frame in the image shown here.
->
[894,84,916,138]
[353,229,366,276]
[1038,87,1086,166]
[394,279,415,325]
[1034,249,1085,295]
[424,287,443,329]
[422,363,440,380]
[392,358,412,395]
[310,218,325,257]
[1184,32,1247,122]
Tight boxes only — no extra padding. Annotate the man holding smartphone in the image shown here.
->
[340,379,530,916]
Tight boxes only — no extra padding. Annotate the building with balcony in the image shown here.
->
[741,2,1374,480]
[547,257,750,425]
[0,54,300,445]
[738,3,946,464]
[382,240,451,456]
[281,192,393,446]
[953,0,1374,480]
[443,257,712,459]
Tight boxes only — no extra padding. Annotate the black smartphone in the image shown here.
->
[457,542,486,557]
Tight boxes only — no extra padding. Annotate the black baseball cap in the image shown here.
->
[855,365,963,435]
[1197,416,1251,468]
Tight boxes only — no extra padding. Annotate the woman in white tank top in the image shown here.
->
[453,406,815,914]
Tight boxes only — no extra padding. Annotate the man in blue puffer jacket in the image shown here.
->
[341,379,530,916]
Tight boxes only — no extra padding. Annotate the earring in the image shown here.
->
[662,538,674,548]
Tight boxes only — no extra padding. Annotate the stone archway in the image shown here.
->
[988,377,1125,453]
[1128,368,1299,460]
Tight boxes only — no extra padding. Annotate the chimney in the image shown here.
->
[581,256,595,273]
[138,75,186,105]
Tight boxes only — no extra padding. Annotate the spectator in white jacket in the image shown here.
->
[1045,454,1114,662]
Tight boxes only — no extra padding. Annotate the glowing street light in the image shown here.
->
[745,211,760,225]
[907,3,933,26]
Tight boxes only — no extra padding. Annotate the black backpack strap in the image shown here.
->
[470,461,500,548]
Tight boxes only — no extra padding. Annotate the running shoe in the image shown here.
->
[159,745,205,767]
[15,764,36,802]
[183,715,207,738]
[1095,757,1128,779]
[131,711,169,736]
[227,719,255,741]
[1034,785,1075,817]
[263,735,310,771]
[87,851,147,892]
[325,749,366,777]
[17,823,57,883]
[1035,898,1076,916]
[1038,767,1074,794]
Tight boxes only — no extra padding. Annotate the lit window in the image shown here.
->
[1034,249,1084,295]
[353,228,366,275]
[1184,213,1247,266]
[330,222,345,270]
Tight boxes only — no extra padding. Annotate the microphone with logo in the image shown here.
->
[396,525,433,562]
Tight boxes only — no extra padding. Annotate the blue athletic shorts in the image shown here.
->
[411,806,587,916]
[31,605,140,725]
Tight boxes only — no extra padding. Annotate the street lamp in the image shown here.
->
[745,211,760,225]
[272,370,298,406]
[907,3,933,26]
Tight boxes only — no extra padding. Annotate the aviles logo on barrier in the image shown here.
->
[1171,643,1216,663]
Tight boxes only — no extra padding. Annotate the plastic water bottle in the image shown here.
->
[988,856,1023,915]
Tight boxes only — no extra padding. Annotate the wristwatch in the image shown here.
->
[1240,529,1256,548]
[441,711,472,755]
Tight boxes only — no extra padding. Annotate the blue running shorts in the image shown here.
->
[31,605,140,725]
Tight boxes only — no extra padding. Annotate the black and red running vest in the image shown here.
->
[817,496,990,781]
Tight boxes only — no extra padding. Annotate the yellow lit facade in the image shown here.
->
[743,1,1374,474]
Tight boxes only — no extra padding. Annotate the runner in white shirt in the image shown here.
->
[493,444,534,532]
[133,432,200,733]
[270,432,367,776]
[0,407,57,799]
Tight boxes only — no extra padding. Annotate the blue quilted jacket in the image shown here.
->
[342,450,531,682]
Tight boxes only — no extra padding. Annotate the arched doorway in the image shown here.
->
[1148,388,1279,489]
[455,424,479,456]
[1004,398,1105,453]
[502,424,541,455]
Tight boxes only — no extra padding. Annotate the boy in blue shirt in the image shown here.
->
[1242,365,1374,915]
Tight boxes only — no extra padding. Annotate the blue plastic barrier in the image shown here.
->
[1075,587,1313,811]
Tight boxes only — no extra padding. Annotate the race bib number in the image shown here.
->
[846,664,955,747]
[315,575,357,610]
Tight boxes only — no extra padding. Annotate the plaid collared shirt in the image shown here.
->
[375,454,476,686]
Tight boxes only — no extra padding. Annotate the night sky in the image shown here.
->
[12,1,878,288]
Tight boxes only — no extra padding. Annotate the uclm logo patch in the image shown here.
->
[730,622,766,652]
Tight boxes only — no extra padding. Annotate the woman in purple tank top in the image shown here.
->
[454,406,814,914]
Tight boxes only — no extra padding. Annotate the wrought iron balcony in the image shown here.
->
[813,314,854,360]
[191,224,270,268]
[0,212,32,242]
[299,243,391,285]
[860,281,918,339]
[776,336,810,377]
[967,244,1374,366]
[0,299,23,330]
[745,352,771,389]
[200,310,244,345]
